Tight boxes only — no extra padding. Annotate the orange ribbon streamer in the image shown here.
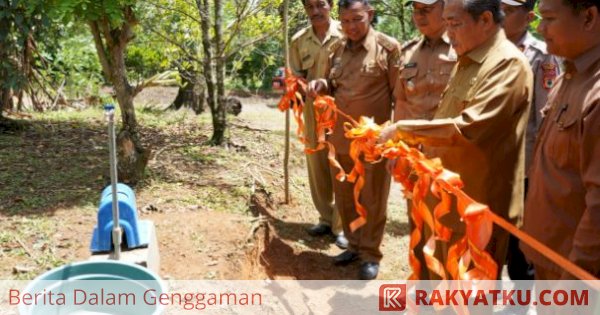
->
[305,96,346,181]
[377,139,497,281]
[277,68,307,144]
[378,141,449,281]
[343,117,386,232]
[282,95,599,285]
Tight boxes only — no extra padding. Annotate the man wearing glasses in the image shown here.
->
[500,0,560,280]
[395,0,456,122]
[308,0,401,280]
[380,0,532,279]
[393,0,456,280]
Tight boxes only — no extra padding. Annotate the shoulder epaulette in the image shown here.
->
[328,39,344,53]
[401,37,420,50]
[376,32,400,52]
[291,26,310,43]
[528,37,548,55]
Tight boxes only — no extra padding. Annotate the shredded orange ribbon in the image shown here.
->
[305,96,346,181]
[343,117,386,232]
[378,141,449,281]
[277,68,307,144]
[377,139,497,281]
[283,94,599,286]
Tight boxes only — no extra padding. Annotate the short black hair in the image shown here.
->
[464,0,505,23]
[562,0,600,12]
[300,0,334,6]
[338,0,370,9]
[522,0,536,11]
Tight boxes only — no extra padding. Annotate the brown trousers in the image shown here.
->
[304,99,341,235]
[330,154,391,262]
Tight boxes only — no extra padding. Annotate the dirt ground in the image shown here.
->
[0,87,410,280]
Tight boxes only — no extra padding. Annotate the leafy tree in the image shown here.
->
[50,0,150,183]
[0,0,48,122]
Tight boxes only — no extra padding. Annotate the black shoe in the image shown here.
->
[333,250,359,266]
[359,262,379,280]
[335,232,349,250]
[307,223,332,237]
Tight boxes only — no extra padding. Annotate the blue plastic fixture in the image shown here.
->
[90,183,152,252]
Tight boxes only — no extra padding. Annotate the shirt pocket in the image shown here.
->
[547,103,579,167]
[300,51,315,71]
[436,62,455,89]
[399,67,419,97]
[329,65,343,89]
[439,85,472,117]
[360,64,383,78]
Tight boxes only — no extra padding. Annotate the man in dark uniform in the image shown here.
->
[308,0,401,280]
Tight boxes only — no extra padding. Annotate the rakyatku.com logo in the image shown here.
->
[379,284,406,311]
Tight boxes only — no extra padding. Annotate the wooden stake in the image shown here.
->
[283,0,291,204]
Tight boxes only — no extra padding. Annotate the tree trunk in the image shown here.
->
[211,0,227,145]
[169,69,205,114]
[89,13,149,184]
[197,0,216,115]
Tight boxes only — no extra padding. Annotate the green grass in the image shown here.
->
[0,96,306,279]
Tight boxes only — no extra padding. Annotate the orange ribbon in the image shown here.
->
[277,68,307,144]
[305,96,346,181]
[343,117,386,232]
[284,95,596,285]
[378,141,449,281]
[376,138,497,281]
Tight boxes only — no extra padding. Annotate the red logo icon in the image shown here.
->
[379,284,406,311]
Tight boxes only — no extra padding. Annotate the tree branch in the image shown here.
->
[89,21,112,82]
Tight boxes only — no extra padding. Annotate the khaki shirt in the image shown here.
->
[394,34,456,121]
[394,30,532,225]
[290,20,343,146]
[518,32,561,172]
[326,28,401,154]
[521,42,600,277]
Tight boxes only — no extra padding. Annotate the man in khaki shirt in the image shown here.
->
[395,0,456,121]
[394,0,456,280]
[308,0,401,280]
[501,0,561,280]
[289,0,347,248]
[380,0,532,279]
[521,0,600,280]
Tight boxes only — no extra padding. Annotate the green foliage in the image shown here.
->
[0,0,49,92]
[125,42,171,81]
[39,22,104,98]
[51,0,137,26]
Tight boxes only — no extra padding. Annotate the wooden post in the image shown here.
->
[283,0,291,204]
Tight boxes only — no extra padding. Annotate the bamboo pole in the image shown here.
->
[283,0,291,204]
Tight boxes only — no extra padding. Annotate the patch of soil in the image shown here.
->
[0,87,410,281]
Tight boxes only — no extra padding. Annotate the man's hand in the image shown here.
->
[307,79,328,98]
[378,123,399,144]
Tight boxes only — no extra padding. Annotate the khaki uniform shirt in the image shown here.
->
[326,28,401,154]
[521,42,600,277]
[290,20,343,146]
[394,34,457,121]
[394,30,533,226]
[518,32,561,172]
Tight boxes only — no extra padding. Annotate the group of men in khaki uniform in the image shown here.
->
[291,0,600,281]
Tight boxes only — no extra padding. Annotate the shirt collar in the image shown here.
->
[464,28,506,64]
[421,32,451,48]
[345,27,376,52]
[516,31,532,51]
[571,41,600,74]
[308,19,342,45]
